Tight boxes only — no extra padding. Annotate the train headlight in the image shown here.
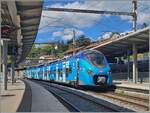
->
[87,70,94,76]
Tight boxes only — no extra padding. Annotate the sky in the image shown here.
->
[35,0,150,43]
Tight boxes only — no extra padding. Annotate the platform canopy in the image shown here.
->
[91,27,149,57]
[16,1,43,63]
[1,1,43,64]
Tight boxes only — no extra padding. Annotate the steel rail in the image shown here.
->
[45,85,81,112]
[89,92,149,111]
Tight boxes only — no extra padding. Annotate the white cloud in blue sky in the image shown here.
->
[52,28,84,41]
[35,0,150,43]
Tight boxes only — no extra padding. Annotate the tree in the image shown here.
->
[27,35,92,59]
[67,35,91,48]
[76,35,91,47]
[41,45,53,55]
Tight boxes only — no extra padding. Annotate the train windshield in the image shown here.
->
[84,50,105,67]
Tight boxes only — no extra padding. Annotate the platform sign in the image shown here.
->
[1,25,12,38]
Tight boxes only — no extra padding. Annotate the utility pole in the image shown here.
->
[72,29,76,56]
[132,0,137,31]
[132,0,138,83]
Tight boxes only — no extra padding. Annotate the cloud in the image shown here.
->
[64,28,84,36]
[98,32,112,40]
[63,34,73,40]
[137,12,150,24]
[37,0,150,43]
[52,28,84,41]
[39,0,150,33]
[52,31,63,37]
[102,32,112,39]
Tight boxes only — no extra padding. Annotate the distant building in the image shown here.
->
[39,55,56,63]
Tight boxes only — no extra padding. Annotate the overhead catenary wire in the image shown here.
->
[39,0,138,42]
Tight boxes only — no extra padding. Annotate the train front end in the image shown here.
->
[83,50,112,86]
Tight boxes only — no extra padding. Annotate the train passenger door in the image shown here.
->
[65,61,69,81]
[76,58,80,86]
[46,66,48,80]
[45,66,47,80]
[62,62,66,82]
[43,66,45,80]
[56,64,58,81]
[42,66,45,80]
[37,68,39,79]
[35,69,37,78]
[47,65,50,80]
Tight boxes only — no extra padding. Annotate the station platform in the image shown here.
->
[22,79,69,112]
[1,79,69,112]
[113,80,149,90]
[0,80,25,112]
[113,80,149,95]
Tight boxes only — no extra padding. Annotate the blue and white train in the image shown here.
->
[25,49,112,86]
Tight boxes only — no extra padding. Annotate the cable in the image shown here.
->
[38,13,66,31]
[39,1,135,41]
[42,15,63,20]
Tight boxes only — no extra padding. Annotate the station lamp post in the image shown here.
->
[1,25,22,90]
[1,38,10,90]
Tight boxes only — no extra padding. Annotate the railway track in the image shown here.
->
[35,81,133,112]
[88,91,149,111]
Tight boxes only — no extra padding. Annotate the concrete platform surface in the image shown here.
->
[113,80,149,90]
[25,79,69,112]
[0,80,25,112]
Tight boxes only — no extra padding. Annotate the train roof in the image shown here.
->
[26,49,103,69]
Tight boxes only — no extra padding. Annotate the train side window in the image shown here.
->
[69,65,72,73]
[58,69,60,75]
[48,70,50,74]
[54,70,56,74]
[51,70,53,74]
[58,69,62,77]
[66,68,69,77]
[60,69,62,77]
[66,68,69,73]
